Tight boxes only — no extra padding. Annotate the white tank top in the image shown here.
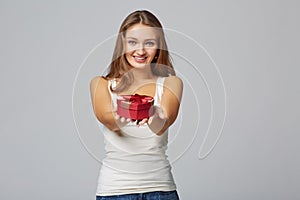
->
[96,76,177,196]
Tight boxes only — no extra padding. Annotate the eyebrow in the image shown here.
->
[126,37,156,41]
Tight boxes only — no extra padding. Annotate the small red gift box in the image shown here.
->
[117,94,154,120]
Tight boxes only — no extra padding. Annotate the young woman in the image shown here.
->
[90,10,183,200]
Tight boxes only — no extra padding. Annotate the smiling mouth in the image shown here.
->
[133,56,148,62]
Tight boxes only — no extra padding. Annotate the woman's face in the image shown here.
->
[124,24,158,69]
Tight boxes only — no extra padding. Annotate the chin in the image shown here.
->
[131,64,148,69]
[128,60,150,69]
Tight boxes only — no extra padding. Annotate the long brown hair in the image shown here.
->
[105,10,175,93]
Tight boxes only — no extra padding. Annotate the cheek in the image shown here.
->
[147,49,157,57]
[124,42,135,53]
[125,46,133,54]
[125,47,135,57]
[125,53,133,61]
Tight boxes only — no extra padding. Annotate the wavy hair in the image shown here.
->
[105,10,175,93]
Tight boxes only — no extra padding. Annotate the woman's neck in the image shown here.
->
[131,66,155,82]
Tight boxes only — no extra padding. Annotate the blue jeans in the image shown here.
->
[96,190,180,200]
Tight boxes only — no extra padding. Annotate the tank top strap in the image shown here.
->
[154,76,166,106]
[107,78,117,108]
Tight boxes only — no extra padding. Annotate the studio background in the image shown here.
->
[1,1,299,200]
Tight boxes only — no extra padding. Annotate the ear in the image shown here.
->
[153,51,159,62]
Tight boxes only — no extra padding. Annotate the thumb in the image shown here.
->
[154,106,166,119]
[148,115,154,124]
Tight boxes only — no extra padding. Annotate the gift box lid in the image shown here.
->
[117,94,154,110]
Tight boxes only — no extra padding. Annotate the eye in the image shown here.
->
[145,41,155,47]
[128,40,136,45]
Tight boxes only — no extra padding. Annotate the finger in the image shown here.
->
[158,111,165,119]
[120,117,125,123]
[148,116,153,124]
[114,114,120,120]
[149,105,156,117]
[126,118,131,122]
[157,107,165,119]
[138,118,148,125]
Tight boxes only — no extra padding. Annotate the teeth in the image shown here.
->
[134,56,146,60]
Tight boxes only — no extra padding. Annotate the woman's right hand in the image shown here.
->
[114,112,132,123]
[112,108,136,128]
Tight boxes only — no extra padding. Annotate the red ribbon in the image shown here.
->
[121,94,153,103]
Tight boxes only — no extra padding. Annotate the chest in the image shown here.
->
[118,82,157,98]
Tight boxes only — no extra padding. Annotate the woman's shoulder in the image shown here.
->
[90,76,121,91]
[164,75,183,88]
[90,76,118,92]
[161,75,183,104]
[90,76,119,85]
[90,76,107,87]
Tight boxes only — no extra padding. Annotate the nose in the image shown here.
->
[135,44,145,55]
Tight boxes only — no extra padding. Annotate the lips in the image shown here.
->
[133,56,147,63]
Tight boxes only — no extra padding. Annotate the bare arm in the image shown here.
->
[146,76,183,136]
[90,76,129,132]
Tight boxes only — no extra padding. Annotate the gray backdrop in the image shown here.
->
[1,0,299,199]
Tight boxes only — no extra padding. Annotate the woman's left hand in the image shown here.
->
[137,106,165,126]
